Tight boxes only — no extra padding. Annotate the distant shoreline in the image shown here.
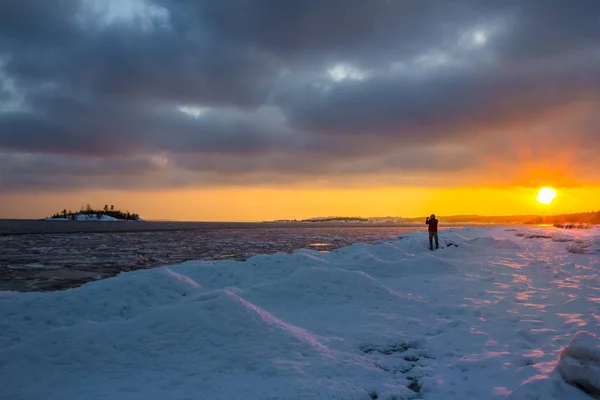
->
[0,219,485,236]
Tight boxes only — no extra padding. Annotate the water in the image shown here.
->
[0,220,425,292]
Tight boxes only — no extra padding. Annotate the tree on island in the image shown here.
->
[47,205,142,221]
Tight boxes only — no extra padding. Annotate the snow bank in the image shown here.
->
[507,331,600,400]
[556,331,600,396]
[1,226,599,399]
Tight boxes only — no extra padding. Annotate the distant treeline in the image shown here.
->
[553,223,594,230]
[298,212,600,225]
[524,211,600,225]
[403,211,600,225]
[301,216,369,223]
[48,204,141,221]
[405,215,535,224]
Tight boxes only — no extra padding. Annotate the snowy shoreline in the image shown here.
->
[1,226,599,399]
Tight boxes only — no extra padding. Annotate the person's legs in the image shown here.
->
[429,232,434,250]
[434,232,439,249]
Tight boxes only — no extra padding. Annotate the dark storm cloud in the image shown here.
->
[0,92,295,156]
[173,143,484,178]
[160,0,600,66]
[160,0,441,64]
[0,0,599,191]
[491,0,600,60]
[1,153,159,178]
[280,53,600,138]
[0,0,81,45]
[1,0,277,108]
[0,151,166,191]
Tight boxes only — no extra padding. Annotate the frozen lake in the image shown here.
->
[0,220,426,291]
[1,226,599,399]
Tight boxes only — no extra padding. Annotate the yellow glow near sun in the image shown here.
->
[536,187,557,205]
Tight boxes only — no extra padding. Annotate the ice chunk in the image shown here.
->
[506,375,592,400]
[556,331,600,397]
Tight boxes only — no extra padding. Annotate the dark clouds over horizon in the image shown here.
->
[1,0,599,191]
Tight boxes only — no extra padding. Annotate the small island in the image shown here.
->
[45,204,144,222]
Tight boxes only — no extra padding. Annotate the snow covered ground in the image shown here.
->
[1,226,599,400]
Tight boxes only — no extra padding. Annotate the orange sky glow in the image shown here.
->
[2,184,599,221]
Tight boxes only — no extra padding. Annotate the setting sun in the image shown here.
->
[536,187,557,205]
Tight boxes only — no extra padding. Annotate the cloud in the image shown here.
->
[0,0,599,192]
[0,0,81,45]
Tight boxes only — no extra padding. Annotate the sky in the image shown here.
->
[0,0,599,221]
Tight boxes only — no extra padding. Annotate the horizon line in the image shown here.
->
[3,209,598,224]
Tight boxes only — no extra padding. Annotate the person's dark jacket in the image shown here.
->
[426,217,438,232]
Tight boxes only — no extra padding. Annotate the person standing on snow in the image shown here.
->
[425,214,439,250]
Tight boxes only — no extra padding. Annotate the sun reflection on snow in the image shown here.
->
[515,291,532,301]
[494,387,511,396]
[533,361,557,375]
[511,274,529,284]
[588,298,600,303]
[522,303,547,310]
[556,313,587,327]
[522,349,545,358]
[553,278,581,289]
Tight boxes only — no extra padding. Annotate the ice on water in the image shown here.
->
[1,226,599,399]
